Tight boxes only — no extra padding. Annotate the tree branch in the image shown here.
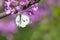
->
[0,0,40,19]
[0,12,10,19]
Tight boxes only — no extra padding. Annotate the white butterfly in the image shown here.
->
[15,14,31,28]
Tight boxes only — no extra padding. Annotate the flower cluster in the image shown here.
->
[4,0,39,15]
